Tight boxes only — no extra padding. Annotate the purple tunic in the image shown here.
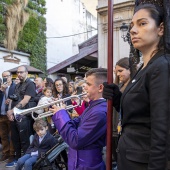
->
[52,99,107,170]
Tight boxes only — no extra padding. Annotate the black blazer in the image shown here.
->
[26,131,57,158]
[8,81,16,97]
[0,90,3,114]
[119,51,170,170]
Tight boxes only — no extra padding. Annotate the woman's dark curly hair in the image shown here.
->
[53,77,69,98]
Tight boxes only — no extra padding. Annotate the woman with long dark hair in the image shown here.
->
[114,57,136,93]
[53,78,72,111]
[53,78,69,98]
[103,1,170,169]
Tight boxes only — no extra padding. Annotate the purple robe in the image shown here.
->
[52,99,107,170]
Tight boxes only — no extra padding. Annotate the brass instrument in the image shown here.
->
[13,93,86,122]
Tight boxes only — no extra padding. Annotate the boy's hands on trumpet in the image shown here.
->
[49,102,66,115]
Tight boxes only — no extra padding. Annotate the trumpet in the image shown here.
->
[13,93,86,122]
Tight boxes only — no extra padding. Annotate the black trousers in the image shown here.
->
[10,117,34,160]
[112,136,118,162]
[117,133,148,170]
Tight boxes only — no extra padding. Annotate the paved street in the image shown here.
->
[0,161,15,170]
[0,145,116,170]
[0,145,15,170]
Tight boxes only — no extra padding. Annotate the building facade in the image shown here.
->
[97,0,135,68]
[0,48,30,77]
[45,0,97,69]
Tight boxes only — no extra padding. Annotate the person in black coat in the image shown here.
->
[15,119,57,170]
[103,1,170,170]
[0,71,16,163]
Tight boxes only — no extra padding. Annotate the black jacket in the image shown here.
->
[34,90,43,104]
[26,131,57,158]
[0,90,3,114]
[118,51,170,170]
[8,81,16,97]
[0,81,16,114]
[12,78,36,109]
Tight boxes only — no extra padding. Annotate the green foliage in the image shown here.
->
[0,2,6,44]
[37,7,46,15]
[0,23,6,31]
[28,1,38,10]
[17,14,47,73]
[28,0,46,16]
[1,0,14,5]
[0,0,47,74]
[37,0,46,7]
[0,14,4,23]
[0,32,5,44]
[0,4,3,13]
[0,22,6,44]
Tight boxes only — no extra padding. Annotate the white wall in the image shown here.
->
[80,0,97,17]
[98,0,133,8]
[45,0,73,69]
[0,49,30,78]
[115,0,132,3]
[45,0,97,70]
[98,0,134,68]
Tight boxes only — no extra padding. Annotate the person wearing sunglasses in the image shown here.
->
[6,66,36,168]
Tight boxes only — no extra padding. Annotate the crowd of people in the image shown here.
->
[103,0,170,170]
[0,0,170,170]
[0,65,92,169]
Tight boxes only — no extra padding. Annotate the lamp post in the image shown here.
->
[120,22,141,73]
[120,22,130,44]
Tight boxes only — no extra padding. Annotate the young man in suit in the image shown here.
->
[50,68,107,170]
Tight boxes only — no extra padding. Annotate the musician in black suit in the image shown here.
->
[103,1,170,169]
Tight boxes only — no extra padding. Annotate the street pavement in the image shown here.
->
[0,161,15,170]
[0,145,116,170]
[0,145,15,170]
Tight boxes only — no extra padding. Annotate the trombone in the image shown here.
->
[13,93,86,122]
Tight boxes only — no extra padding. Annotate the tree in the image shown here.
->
[0,0,47,73]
